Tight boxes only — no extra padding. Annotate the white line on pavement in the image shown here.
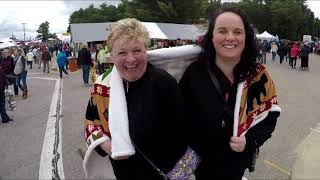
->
[27,73,42,75]
[28,77,59,81]
[310,128,320,134]
[39,79,65,180]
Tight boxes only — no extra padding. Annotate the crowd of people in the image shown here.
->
[0,41,74,123]
[150,38,195,49]
[257,39,314,70]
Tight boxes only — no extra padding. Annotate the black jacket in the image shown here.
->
[277,45,287,57]
[78,48,92,65]
[108,63,188,180]
[179,60,279,180]
[300,46,310,57]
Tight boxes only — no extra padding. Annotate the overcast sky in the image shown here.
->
[0,0,120,40]
[1,0,320,40]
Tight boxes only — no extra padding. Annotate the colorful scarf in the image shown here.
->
[83,67,135,178]
[233,64,281,137]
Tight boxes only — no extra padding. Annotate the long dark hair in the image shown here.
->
[199,7,258,81]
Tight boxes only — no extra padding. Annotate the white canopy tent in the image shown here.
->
[142,22,168,39]
[256,31,278,41]
[70,22,203,43]
[0,37,17,49]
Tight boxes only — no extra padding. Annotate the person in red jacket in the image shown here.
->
[290,43,300,69]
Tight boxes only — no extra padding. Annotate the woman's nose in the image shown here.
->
[226,32,236,41]
[126,52,135,62]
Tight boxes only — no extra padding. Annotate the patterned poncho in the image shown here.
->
[233,64,281,137]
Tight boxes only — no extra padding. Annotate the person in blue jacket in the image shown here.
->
[56,48,69,78]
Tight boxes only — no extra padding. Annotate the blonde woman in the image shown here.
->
[78,43,92,85]
[14,48,28,99]
[83,18,196,180]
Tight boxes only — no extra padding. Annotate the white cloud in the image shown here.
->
[1,0,319,40]
[307,1,320,19]
[0,0,120,40]
[0,1,68,39]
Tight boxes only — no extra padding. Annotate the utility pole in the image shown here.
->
[22,22,27,42]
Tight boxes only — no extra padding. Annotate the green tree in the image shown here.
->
[67,0,320,40]
[270,0,304,40]
[36,21,50,41]
[205,0,222,18]
[36,21,57,41]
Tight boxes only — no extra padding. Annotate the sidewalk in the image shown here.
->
[291,123,320,179]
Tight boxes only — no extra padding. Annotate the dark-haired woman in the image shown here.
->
[179,8,281,180]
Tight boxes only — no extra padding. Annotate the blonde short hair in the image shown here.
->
[107,18,149,51]
[96,44,103,50]
[16,48,25,57]
[80,43,88,49]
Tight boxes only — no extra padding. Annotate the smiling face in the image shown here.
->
[212,12,245,64]
[110,38,148,82]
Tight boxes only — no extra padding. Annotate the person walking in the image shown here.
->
[34,48,42,69]
[290,43,299,69]
[14,48,28,99]
[56,48,69,78]
[96,44,108,74]
[0,59,13,123]
[42,47,51,73]
[277,42,286,64]
[26,50,34,69]
[299,43,310,70]
[78,43,92,85]
[1,49,18,95]
[285,42,291,63]
[271,42,278,61]
[260,40,268,64]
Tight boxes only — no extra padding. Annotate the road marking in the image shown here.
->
[39,79,65,180]
[28,77,59,81]
[310,128,320,133]
[263,160,291,176]
[27,73,42,75]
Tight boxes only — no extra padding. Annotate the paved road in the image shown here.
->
[0,53,319,179]
[246,53,320,180]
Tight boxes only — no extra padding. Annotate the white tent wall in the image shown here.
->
[156,23,204,40]
[70,22,168,44]
[70,22,203,43]
[142,22,168,39]
[70,23,113,43]
[0,37,17,49]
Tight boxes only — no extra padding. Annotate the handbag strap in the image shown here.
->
[207,66,223,99]
[131,141,168,179]
[207,65,235,123]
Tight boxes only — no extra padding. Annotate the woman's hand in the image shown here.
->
[100,140,112,155]
[230,136,246,152]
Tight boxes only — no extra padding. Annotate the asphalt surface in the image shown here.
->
[0,53,319,179]
[246,53,320,180]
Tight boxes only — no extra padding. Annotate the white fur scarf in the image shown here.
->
[109,66,135,159]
